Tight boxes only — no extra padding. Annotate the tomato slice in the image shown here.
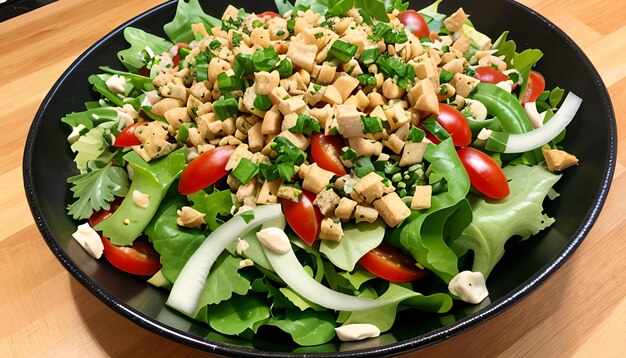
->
[310,133,346,176]
[101,237,162,276]
[457,147,510,199]
[359,243,428,283]
[522,70,546,105]
[178,146,236,195]
[397,10,430,38]
[281,191,323,246]
[113,122,147,147]
[435,103,472,147]
[474,66,509,84]
[258,11,281,20]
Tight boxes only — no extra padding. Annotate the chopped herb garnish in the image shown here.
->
[253,94,272,111]
[209,40,222,50]
[314,32,324,39]
[341,147,358,161]
[251,47,280,72]
[357,73,378,87]
[276,29,286,36]
[289,114,321,135]
[327,40,358,63]
[276,58,293,78]
[213,96,239,120]
[361,115,383,133]
[359,47,379,65]
[217,72,245,92]
[252,20,264,28]
[232,32,244,47]
[406,126,426,143]
[353,156,375,178]
[231,158,259,184]
[233,53,255,77]
[440,69,454,83]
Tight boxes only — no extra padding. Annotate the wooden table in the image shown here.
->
[1,0,624,356]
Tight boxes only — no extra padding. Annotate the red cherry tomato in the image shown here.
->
[522,70,546,105]
[113,122,147,147]
[457,147,510,199]
[172,43,188,68]
[474,66,509,84]
[358,243,428,283]
[281,191,323,246]
[258,11,281,20]
[435,103,472,147]
[310,133,346,176]
[178,146,236,195]
[101,237,162,276]
[397,10,430,38]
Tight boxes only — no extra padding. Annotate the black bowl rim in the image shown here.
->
[23,0,617,356]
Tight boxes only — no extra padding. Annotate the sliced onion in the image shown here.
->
[166,204,283,316]
[261,235,393,312]
[503,92,582,153]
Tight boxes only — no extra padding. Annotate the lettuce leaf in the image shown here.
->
[319,220,385,271]
[163,0,221,43]
[274,0,294,15]
[61,107,118,130]
[419,0,446,33]
[66,163,129,220]
[117,27,172,73]
[195,252,251,308]
[392,139,472,283]
[69,121,119,173]
[453,164,561,278]
[260,309,337,346]
[205,293,270,335]
[187,188,233,231]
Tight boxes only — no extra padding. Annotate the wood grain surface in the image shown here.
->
[1,0,625,357]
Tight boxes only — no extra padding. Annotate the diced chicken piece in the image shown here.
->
[132,122,177,162]
[382,79,405,99]
[336,104,363,138]
[151,98,184,117]
[322,85,344,105]
[384,104,411,131]
[353,172,385,204]
[176,206,206,229]
[448,271,489,304]
[302,163,336,194]
[236,179,259,207]
[255,70,281,96]
[344,90,370,111]
[279,96,308,116]
[411,185,432,210]
[443,8,469,33]
[308,104,334,127]
[281,113,299,132]
[164,107,191,132]
[542,148,579,172]
[222,5,239,20]
[225,144,254,171]
[442,58,466,75]
[465,98,488,121]
[335,197,358,220]
[450,73,481,97]
[348,137,383,157]
[354,204,378,224]
[407,80,439,114]
[314,64,337,85]
[400,142,428,167]
[313,188,341,216]
[412,58,439,89]
[349,189,365,203]
[383,134,406,154]
[277,185,302,200]
[262,105,282,135]
[257,180,282,204]
[268,86,290,106]
[306,83,326,106]
[452,35,470,53]
[287,40,318,73]
[319,218,344,242]
[72,223,104,259]
[247,122,264,152]
[333,75,360,102]
[208,57,232,83]
[373,192,411,227]
[250,27,271,48]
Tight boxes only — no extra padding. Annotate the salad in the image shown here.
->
[64,0,582,346]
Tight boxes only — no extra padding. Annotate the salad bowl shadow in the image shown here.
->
[23,0,616,356]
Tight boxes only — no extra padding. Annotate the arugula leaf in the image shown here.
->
[163,0,221,43]
[117,27,172,73]
[419,0,446,33]
[453,164,561,278]
[99,66,155,92]
[493,31,516,66]
[61,107,119,130]
[319,220,385,271]
[292,0,331,14]
[355,0,389,22]
[187,188,234,231]
[87,74,127,107]
[205,293,270,335]
[66,163,129,220]
[69,121,119,173]
[261,309,336,346]
[514,49,544,101]
[279,287,325,311]
[337,267,376,290]
[289,114,321,135]
[195,252,251,309]
[384,0,409,13]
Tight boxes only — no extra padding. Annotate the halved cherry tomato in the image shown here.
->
[172,43,188,68]
[474,66,509,84]
[457,147,510,199]
[113,122,147,147]
[522,70,546,105]
[101,237,162,276]
[178,146,236,195]
[258,11,281,20]
[358,243,428,283]
[435,103,472,147]
[281,191,323,246]
[310,133,346,176]
[397,10,430,38]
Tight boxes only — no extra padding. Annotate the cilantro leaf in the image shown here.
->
[66,164,129,220]
[187,188,234,231]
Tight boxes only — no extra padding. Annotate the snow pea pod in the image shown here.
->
[469,83,533,134]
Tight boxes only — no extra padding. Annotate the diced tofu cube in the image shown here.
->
[333,75,360,102]
[355,204,379,224]
[319,217,344,241]
[336,104,363,138]
[302,163,335,194]
[313,188,341,216]
[225,144,253,170]
[383,134,406,154]
[373,192,411,227]
[353,172,385,203]
[262,105,282,135]
[542,148,579,172]
[411,185,432,210]
[277,185,302,200]
[450,73,481,97]
[443,8,469,33]
[257,180,282,204]
[348,137,383,157]
[335,197,358,220]
[399,142,428,167]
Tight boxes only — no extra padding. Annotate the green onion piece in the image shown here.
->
[252,47,280,72]
[213,96,239,120]
[353,156,375,178]
[194,52,214,81]
[277,163,296,182]
[360,48,379,65]
[253,94,272,111]
[421,116,450,142]
[216,72,245,92]
[272,136,306,165]
[357,73,377,87]
[232,32,243,47]
[240,210,255,224]
[178,47,191,61]
[259,162,279,181]
[231,158,259,184]
[276,59,293,78]
[440,69,454,83]
[276,29,286,36]
[441,45,450,53]
[361,115,383,133]
[209,40,222,50]
[406,126,426,143]
[341,147,358,160]
[328,40,358,63]
[252,20,264,28]
[233,53,254,77]
[289,114,321,135]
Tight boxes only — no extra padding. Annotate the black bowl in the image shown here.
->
[23,0,616,356]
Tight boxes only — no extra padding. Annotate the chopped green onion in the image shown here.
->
[231,158,259,184]
[259,162,279,181]
[194,52,214,81]
[353,156,375,178]
[406,126,426,143]
[277,163,296,181]
[209,40,222,50]
[421,116,450,142]
[176,122,197,144]
[276,58,293,78]
[440,69,454,83]
[252,20,264,28]
[276,29,286,36]
[178,47,191,61]
[289,114,321,135]
[361,115,383,133]
[252,47,280,72]
[232,32,244,47]
[216,72,245,92]
[233,53,254,77]
[360,48,378,65]
[328,40,358,63]
[357,73,377,87]
[213,96,239,120]
[341,147,358,161]
[253,94,272,111]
